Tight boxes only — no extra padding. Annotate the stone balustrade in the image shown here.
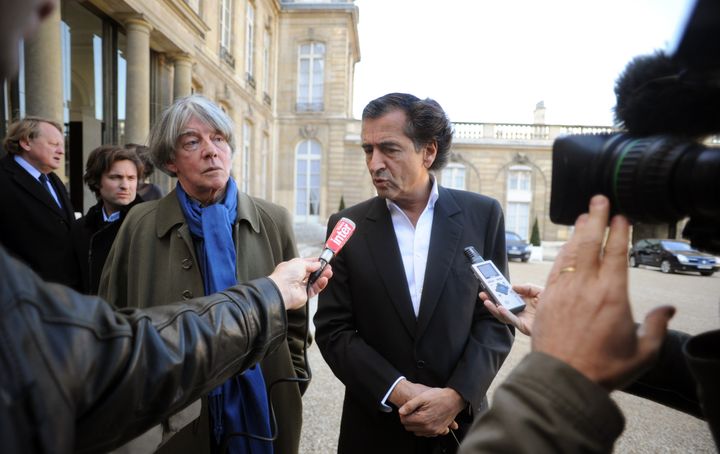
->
[452,121,615,143]
[453,121,720,145]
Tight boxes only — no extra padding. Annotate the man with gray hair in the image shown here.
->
[0,1,332,453]
[100,94,308,454]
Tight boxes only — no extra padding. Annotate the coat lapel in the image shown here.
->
[416,188,463,340]
[4,157,68,218]
[155,189,199,267]
[49,172,75,222]
[364,198,417,339]
[233,191,262,282]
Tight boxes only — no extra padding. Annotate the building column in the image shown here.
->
[125,17,152,145]
[173,53,193,100]
[24,6,63,124]
[24,6,64,174]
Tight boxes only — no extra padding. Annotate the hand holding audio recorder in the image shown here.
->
[464,246,525,314]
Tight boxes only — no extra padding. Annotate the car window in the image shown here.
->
[505,232,522,242]
[661,240,693,251]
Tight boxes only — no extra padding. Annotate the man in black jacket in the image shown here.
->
[0,116,80,289]
[315,93,513,453]
[72,145,144,294]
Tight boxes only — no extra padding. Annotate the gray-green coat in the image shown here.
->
[99,189,307,454]
[458,352,624,454]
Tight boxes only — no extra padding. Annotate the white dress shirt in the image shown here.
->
[379,177,439,409]
[386,178,439,317]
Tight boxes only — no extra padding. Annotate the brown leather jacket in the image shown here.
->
[0,245,287,453]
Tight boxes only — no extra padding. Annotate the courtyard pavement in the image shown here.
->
[297,255,719,453]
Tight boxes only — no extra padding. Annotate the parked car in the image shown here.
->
[629,238,718,276]
[505,231,532,262]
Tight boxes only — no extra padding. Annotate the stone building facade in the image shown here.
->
[0,0,360,216]
[3,0,645,244]
[274,1,360,223]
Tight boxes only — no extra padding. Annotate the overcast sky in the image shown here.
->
[351,0,692,126]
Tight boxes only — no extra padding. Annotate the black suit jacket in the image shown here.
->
[0,154,79,288]
[314,187,514,453]
[71,197,143,294]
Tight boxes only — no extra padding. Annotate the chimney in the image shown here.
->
[533,101,546,125]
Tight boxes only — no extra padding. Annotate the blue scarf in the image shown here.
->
[177,179,273,454]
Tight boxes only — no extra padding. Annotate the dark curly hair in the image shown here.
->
[362,93,453,170]
[83,145,144,198]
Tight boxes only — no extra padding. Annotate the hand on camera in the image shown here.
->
[532,195,675,391]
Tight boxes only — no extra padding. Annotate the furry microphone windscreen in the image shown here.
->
[613,51,720,138]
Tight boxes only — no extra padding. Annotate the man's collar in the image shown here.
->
[427,175,439,207]
[102,206,121,223]
[385,174,439,212]
[156,186,261,238]
[14,155,42,179]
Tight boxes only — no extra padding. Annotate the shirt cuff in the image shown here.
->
[379,376,406,412]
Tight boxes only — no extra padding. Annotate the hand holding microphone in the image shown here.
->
[268,258,333,310]
[245,222,353,446]
[263,217,356,421]
[308,217,356,285]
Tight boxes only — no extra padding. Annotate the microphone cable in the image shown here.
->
[222,216,354,452]
[450,428,460,446]
[219,271,461,452]
[220,279,313,452]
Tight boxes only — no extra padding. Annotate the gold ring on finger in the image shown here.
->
[559,266,576,274]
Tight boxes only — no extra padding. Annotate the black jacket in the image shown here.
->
[71,197,143,294]
[315,188,514,453]
[0,244,287,453]
[626,329,720,447]
[0,154,79,289]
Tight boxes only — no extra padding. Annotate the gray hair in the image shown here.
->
[147,94,235,177]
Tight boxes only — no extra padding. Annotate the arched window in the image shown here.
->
[296,42,325,112]
[441,163,466,190]
[295,140,321,221]
[506,166,532,239]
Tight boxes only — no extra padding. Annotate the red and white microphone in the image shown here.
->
[308,217,356,285]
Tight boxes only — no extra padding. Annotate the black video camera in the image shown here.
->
[549,0,720,253]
